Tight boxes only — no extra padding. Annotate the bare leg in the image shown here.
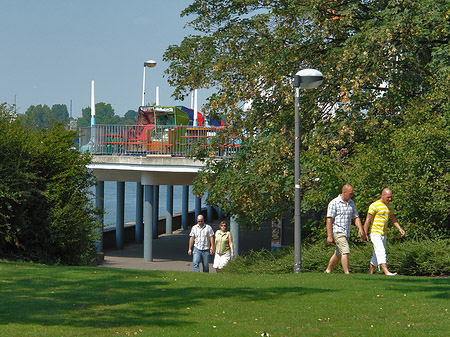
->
[215,268,220,273]
[341,254,350,274]
[325,254,339,273]
[380,263,397,276]
[369,263,376,274]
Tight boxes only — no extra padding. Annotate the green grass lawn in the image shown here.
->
[0,260,449,336]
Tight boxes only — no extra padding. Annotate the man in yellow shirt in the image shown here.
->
[363,188,405,276]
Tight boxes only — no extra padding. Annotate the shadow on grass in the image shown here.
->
[0,263,329,329]
[389,276,450,300]
[355,274,450,300]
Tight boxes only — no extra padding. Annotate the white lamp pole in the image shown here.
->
[141,60,157,106]
[293,68,323,273]
[90,80,96,127]
[194,89,198,126]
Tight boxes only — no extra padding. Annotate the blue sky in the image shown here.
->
[0,0,206,118]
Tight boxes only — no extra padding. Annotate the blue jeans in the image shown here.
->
[193,247,210,272]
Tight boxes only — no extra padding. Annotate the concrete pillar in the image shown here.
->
[95,181,104,252]
[166,185,173,234]
[230,216,239,257]
[116,181,125,249]
[182,185,189,230]
[144,185,154,261]
[153,185,160,239]
[206,193,213,224]
[135,182,144,243]
[195,195,201,220]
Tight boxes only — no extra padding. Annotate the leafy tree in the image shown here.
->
[78,102,120,127]
[21,104,51,129]
[164,0,450,237]
[0,102,100,265]
[19,104,69,129]
[120,109,138,125]
[51,104,69,124]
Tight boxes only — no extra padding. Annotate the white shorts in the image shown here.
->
[370,233,387,266]
[213,251,231,269]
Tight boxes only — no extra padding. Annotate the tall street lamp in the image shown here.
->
[293,69,323,273]
[141,59,157,106]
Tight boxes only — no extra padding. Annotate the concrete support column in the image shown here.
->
[116,181,125,249]
[153,185,160,239]
[195,195,201,220]
[182,185,189,230]
[206,193,213,223]
[207,205,213,223]
[166,185,173,234]
[135,182,144,243]
[144,185,154,261]
[230,216,239,257]
[95,181,104,253]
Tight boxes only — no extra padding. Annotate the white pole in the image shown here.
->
[194,89,198,126]
[90,80,96,149]
[141,66,146,106]
[190,91,194,109]
[91,80,95,126]
[156,86,159,106]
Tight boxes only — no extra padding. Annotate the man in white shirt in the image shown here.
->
[325,184,367,274]
[188,214,215,272]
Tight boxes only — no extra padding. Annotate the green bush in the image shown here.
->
[224,239,450,276]
[0,104,101,265]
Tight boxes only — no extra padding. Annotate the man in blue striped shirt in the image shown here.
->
[325,184,367,274]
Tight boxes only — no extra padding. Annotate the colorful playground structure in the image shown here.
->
[81,105,242,157]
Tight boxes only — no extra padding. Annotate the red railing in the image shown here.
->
[79,125,241,158]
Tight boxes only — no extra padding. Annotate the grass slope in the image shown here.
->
[0,261,449,336]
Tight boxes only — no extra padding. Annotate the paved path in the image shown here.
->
[99,219,272,273]
[99,222,220,273]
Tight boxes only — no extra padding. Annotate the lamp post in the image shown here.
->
[141,59,157,106]
[293,69,323,273]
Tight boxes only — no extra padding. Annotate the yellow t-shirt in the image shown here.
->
[368,200,394,236]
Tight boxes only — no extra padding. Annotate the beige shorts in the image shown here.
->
[333,232,350,256]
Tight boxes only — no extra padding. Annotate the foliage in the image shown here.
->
[121,109,138,125]
[164,0,450,238]
[0,103,100,265]
[77,103,136,127]
[77,102,120,127]
[19,103,69,130]
[224,239,450,277]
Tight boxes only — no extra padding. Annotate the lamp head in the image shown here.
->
[294,69,323,89]
[144,59,157,68]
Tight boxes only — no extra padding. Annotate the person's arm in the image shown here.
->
[390,213,405,237]
[209,234,215,255]
[364,213,373,234]
[354,217,367,241]
[188,236,194,255]
[363,213,373,236]
[326,217,333,245]
[228,232,234,258]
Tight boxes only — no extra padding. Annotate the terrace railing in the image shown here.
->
[79,125,241,158]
